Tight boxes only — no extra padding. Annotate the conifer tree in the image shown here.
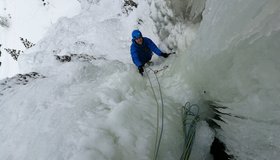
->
[122,0,138,15]
[4,48,23,61]
[20,37,35,49]
[41,0,49,6]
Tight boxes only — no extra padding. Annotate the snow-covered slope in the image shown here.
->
[0,0,80,79]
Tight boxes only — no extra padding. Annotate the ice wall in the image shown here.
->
[178,0,280,159]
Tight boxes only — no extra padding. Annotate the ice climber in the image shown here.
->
[130,30,170,76]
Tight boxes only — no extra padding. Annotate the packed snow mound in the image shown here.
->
[0,55,187,160]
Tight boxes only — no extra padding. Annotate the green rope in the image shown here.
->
[143,65,199,160]
[180,102,200,160]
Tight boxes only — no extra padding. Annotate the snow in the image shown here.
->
[1,0,280,160]
[1,0,193,159]
[0,0,80,79]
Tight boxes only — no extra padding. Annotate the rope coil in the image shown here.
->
[144,65,199,160]
[180,102,200,160]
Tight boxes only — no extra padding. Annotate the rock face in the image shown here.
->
[183,0,206,23]
[0,72,45,96]
[168,0,206,23]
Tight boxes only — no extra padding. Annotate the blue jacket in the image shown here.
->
[130,37,163,67]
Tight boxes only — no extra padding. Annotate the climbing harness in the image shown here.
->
[145,66,164,160]
[180,102,200,160]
